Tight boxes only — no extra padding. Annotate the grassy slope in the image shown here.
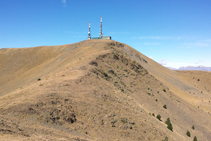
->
[0,40,211,140]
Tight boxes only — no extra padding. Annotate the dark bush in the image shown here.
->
[89,61,98,66]
[193,136,197,141]
[167,122,173,131]
[192,125,195,130]
[163,104,167,109]
[186,130,191,137]
[163,89,166,92]
[165,118,173,131]
[165,118,170,125]
[156,114,161,121]
[102,72,108,77]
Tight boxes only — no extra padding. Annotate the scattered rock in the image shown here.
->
[128,124,132,129]
[121,118,127,123]
[129,120,135,125]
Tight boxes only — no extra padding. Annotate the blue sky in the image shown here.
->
[1,0,211,68]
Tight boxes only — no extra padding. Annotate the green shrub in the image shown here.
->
[152,113,155,117]
[193,136,197,141]
[156,114,161,121]
[162,136,168,141]
[102,72,108,77]
[163,104,167,109]
[167,122,173,131]
[192,125,195,130]
[186,130,191,137]
[165,118,170,125]
[38,78,41,81]
[165,118,173,131]
[163,89,166,92]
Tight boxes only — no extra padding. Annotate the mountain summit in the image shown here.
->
[0,40,211,140]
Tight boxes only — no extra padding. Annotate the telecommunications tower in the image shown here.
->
[99,17,103,39]
[87,22,91,40]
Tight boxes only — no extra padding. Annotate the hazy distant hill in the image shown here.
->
[168,66,211,71]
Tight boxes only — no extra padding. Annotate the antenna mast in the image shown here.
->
[87,22,91,40]
[99,17,103,39]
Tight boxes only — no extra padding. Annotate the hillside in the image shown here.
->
[0,40,211,141]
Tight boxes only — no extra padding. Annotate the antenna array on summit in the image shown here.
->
[99,17,103,39]
[87,17,111,40]
[87,22,91,40]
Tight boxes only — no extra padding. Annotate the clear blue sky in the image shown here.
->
[1,0,211,68]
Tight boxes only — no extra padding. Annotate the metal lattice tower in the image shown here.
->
[87,22,91,40]
[99,17,103,39]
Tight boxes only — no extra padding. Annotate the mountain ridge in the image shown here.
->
[168,65,211,71]
[0,40,211,140]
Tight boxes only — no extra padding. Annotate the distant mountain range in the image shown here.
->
[168,66,211,71]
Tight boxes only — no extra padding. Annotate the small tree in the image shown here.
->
[165,118,173,131]
[192,125,195,130]
[156,114,161,121]
[163,104,167,109]
[167,122,173,131]
[193,136,198,141]
[186,130,191,137]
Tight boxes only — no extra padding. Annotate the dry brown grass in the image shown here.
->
[0,40,211,140]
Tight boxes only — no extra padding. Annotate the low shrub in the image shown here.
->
[162,136,168,141]
[102,72,108,77]
[165,118,173,131]
[89,61,98,66]
[156,114,161,121]
[186,130,191,137]
[193,136,198,141]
